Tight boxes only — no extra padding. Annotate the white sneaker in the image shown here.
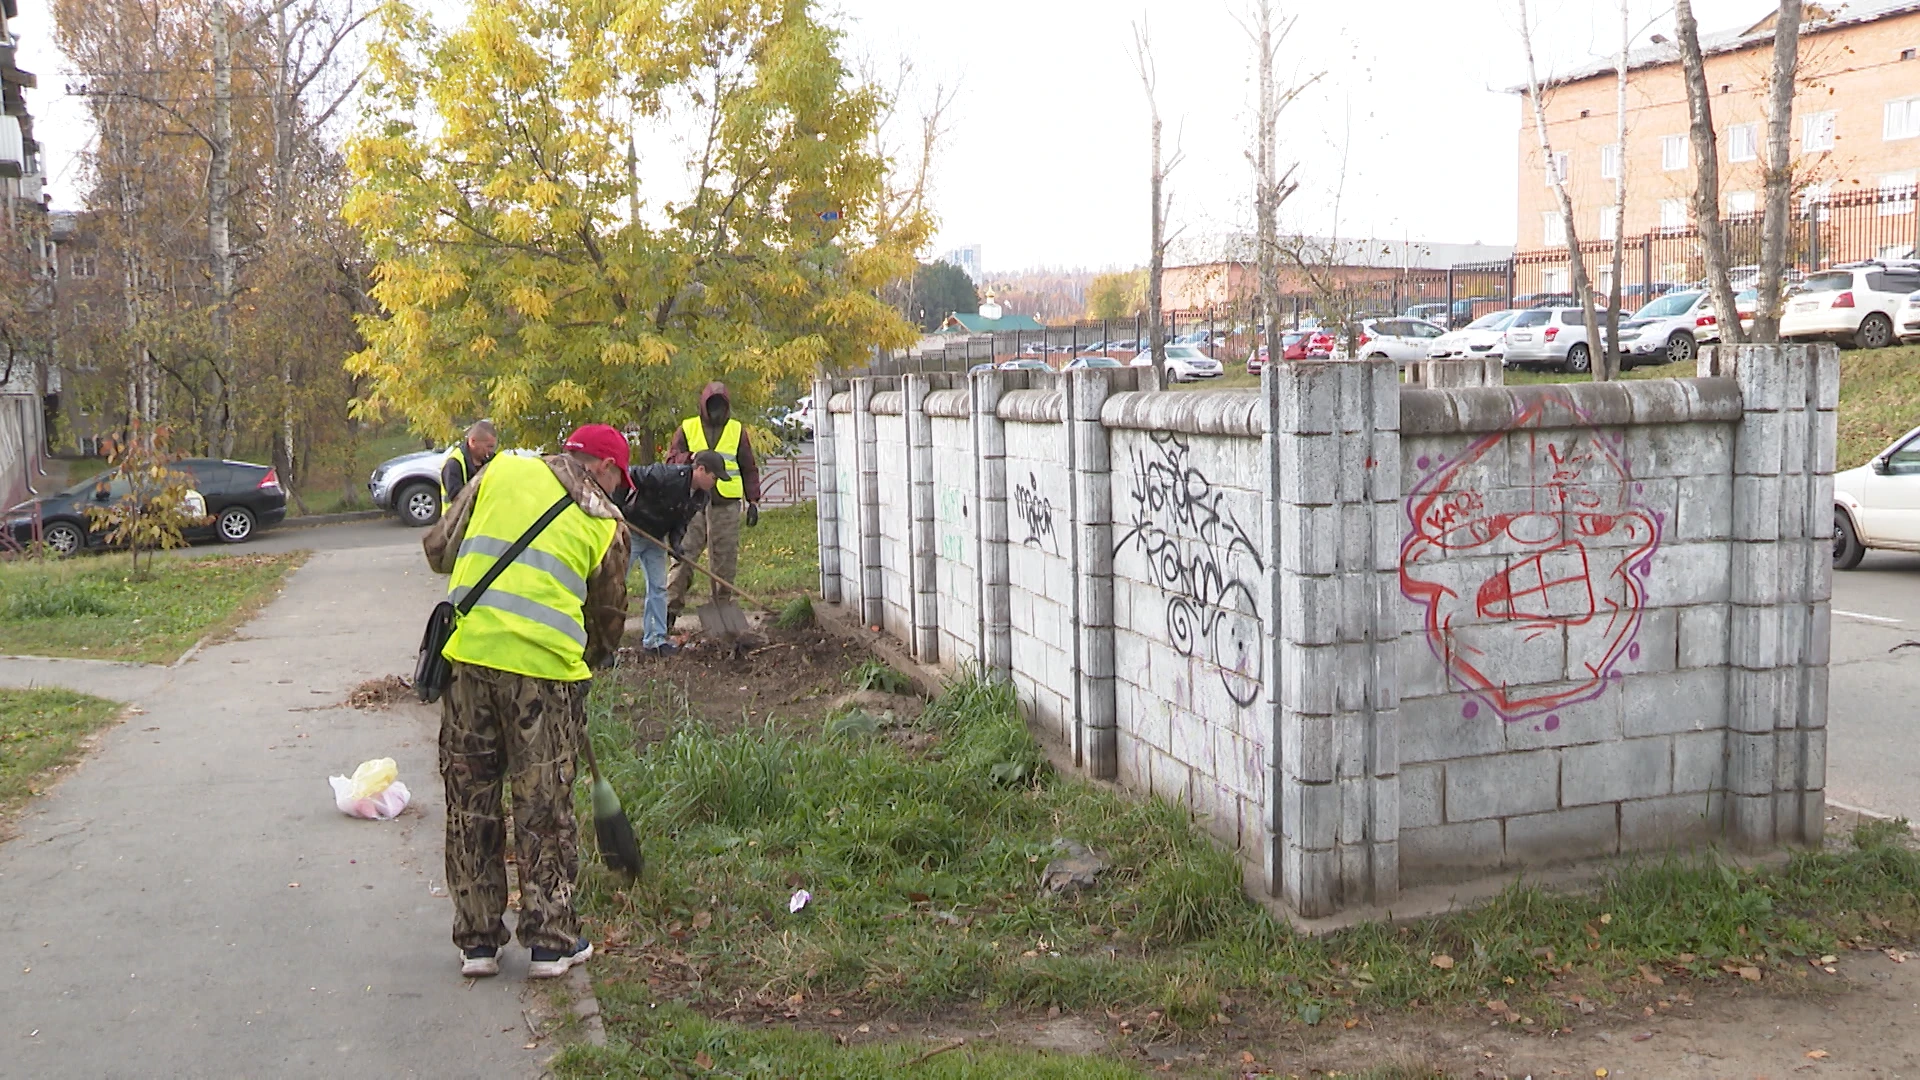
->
[527,938,592,979]
[460,947,500,978]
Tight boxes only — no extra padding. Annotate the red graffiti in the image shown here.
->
[1399,395,1661,724]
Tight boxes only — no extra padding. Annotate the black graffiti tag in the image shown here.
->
[1116,432,1265,708]
[1013,471,1058,553]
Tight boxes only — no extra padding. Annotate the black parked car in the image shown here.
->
[5,458,287,556]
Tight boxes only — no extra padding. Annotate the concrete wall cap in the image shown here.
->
[1099,389,1265,436]
[869,391,905,416]
[1404,377,1743,435]
[997,388,1064,423]
[827,391,853,414]
[923,389,971,418]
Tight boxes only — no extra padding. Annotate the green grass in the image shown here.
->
[568,671,1920,1074]
[737,502,817,599]
[0,688,122,819]
[0,552,302,663]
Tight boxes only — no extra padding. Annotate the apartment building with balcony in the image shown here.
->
[1517,0,1920,288]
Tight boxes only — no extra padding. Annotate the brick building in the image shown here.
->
[1519,0,1920,269]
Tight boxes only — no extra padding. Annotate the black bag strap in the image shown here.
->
[456,493,576,616]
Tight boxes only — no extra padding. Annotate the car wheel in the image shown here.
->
[216,506,256,544]
[1565,343,1592,373]
[1833,507,1866,571]
[398,483,441,527]
[41,520,83,557]
[1666,332,1696,365]
[1854,313,1893,350]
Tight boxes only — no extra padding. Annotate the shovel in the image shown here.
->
[630,529,772,642]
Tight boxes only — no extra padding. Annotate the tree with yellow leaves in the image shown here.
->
[344,0,927,453]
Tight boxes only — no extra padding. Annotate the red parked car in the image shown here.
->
[1245,330,1336,373]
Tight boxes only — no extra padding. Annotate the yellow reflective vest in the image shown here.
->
[442,454,618,682]
[680,417,743,500]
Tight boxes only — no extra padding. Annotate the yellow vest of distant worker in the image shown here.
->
[442,454,618,682]
[441,444,469,498]
[680,417,744,500]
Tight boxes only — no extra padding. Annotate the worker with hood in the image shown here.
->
[664,382,760,626]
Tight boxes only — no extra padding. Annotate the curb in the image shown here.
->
[565,964,607,1047]
[282,510,389,529]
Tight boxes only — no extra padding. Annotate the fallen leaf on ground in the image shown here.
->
[1738,966,1762,981]
[1632,1031,1654,1042]
[1808,1049,1830,1060]
[1599,913,1612,925]
[691,911,712,931]
[1431,954,1455,969]
[694,1050,714,1069]
[1637,964,1664,985]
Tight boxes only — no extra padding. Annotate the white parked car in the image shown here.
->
[1503,307,1603,373]
[1834,425,1920,568]
[1780,261,1920,349]
[1130,343,1223,382]
[1427,310,1519,361]
[1896,289,1920,344]
[1343,318,1447,362]
[1613,289,1715,367]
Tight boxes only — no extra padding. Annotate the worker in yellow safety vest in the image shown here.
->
[422,423,631,982]
[664,382,760,624]
[441,419,498,502]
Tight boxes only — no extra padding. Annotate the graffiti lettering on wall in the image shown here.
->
[938,486,969,563]
[1013,471,1059,553]
[1117,432,1265,707]
[1399,395,1661,731]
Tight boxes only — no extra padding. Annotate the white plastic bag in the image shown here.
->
[329,757,411,820]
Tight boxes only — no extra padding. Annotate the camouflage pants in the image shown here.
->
[439,661,584,952]
[665,497,741,619]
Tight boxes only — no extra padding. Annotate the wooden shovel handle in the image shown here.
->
[628,526,778,612]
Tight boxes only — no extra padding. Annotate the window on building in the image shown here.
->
[1545,151,1569,187]
[1727,122,1759,162]
[1802,110,1837,152]
[1727,190,1758,217]
[68,252,97,280]
[1879,171,1917,215]
[1542,212,1568,246]
[1661,134,1688,171]
[1543,267,1570,293]
[1802,181,1832,221]
[1596,266,1614,293]
[1886,98,1920,141]
[1599,143,1621,180]
[1659,198,1688,230]
[1597,210,1617,241]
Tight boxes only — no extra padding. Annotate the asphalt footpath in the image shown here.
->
[0,531,552,1078]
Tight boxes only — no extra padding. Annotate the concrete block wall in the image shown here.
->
[815,344,1837,918]
[0,395,46,513]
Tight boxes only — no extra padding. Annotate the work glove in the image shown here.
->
[745,502,760,527]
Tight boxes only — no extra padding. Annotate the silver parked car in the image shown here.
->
[1613,289,1715,367]
[1503,308,1602,373]
[369,449,447,527]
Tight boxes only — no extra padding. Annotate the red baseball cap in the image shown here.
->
[562,424,630,472]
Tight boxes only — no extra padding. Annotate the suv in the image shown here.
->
[1780,261,1920,349]
[1613,289,1716,367]
[369,448,449,527]
[1503,308,1601,372]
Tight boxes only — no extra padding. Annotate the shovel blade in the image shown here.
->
[695,599,751,640]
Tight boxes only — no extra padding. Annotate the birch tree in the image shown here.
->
[1518,0,1604,378]
[1132,20,1183,373]
[1603,0,1628,373]
[1241,0,1316,364]
[1675,0,1744,347]
[1753,0,1804,343]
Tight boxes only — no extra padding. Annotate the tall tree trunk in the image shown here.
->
[271,2,296,482]
[1134,21,1175,373]
[1676,0,1744,347]
[1606,0,1628,375]
[1253,0,1280,367]
[209,0,236,455]
[1519,0,1603,379]
[1754,0,1804,343]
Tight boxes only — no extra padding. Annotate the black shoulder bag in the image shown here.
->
[414,493,576,703]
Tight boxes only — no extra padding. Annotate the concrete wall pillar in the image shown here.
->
[971,370,1013,679]
[812,375,843,605]
[1067,370,1118,778]
[1266,357,1402,917]
[850,377,885,629]
[1705,343,1836,850]
[904,374,940,662]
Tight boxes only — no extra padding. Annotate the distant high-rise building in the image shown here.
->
[937,244,982,283]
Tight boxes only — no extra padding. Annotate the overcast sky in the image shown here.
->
[14,0,1781,272]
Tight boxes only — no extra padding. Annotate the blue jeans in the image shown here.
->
[627,534,670,649]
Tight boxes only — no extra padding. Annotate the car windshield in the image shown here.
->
[1801,271,1853,293]
[1631,291,1703,319]
[1164,345,1204,359]
[1465,311,1517,331]
[60,470,115,497]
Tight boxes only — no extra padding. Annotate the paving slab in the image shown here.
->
[0,541,551,1078]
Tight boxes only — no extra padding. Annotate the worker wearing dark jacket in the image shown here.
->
[616,451,724,655]
[441,420,497,502]
[665,382,760,624]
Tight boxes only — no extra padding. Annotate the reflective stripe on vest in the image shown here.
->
[441,454,617,682]
[681,417,743,500]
